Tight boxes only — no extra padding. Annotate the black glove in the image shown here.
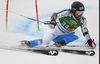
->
[87,39,92,46]
[87,39,96,48]
[49,13,57,29]
[44,21,56,25]
[49,21,56,26]
[49,21,56,29]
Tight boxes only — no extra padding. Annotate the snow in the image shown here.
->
[0,48,99,64]
[0,0,99,64]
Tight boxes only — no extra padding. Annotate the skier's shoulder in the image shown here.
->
[57,9,71,17]
[57,9,71,14]
[80,16,87,24]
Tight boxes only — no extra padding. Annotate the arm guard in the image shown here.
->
[81,19,91,40]
[51,13,57,21]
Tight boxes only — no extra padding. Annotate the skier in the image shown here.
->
[21,1,96,49]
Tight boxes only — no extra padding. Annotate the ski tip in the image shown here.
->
[48,50,59,56]
[85,50,95,56]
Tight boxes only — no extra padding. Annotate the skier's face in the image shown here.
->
[75,11,84,20]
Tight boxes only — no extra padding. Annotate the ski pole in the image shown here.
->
[0,8,50,25]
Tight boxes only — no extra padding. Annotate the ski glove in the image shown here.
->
[49,21,56,29]
[49,13,57,29]
[87,39,96,48]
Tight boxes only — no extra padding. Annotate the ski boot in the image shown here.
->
[19,40,31,48]
[54,39,66,48]
[46,39,66,49]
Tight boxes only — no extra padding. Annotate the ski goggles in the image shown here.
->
[75,11,84,15]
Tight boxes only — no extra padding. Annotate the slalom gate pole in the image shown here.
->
[35,0,40,30]
[6,0,9,31]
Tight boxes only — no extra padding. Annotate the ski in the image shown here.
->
[65,44,89,47]
[0,44,95,56]
[0,46,59,56]
[60,49,95,56]
[45,44,95,56]
[59,44,95,56]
